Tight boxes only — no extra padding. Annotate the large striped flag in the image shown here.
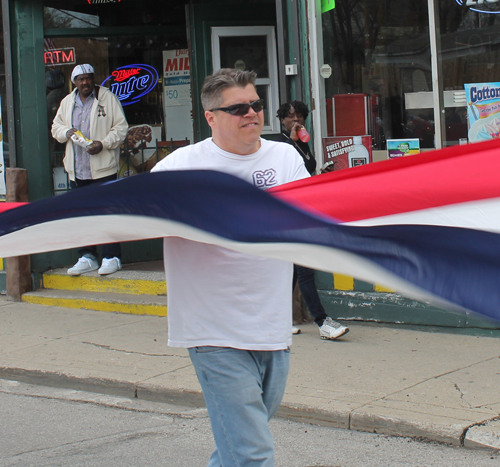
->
[0,138,500,320]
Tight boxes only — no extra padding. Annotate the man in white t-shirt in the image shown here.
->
[151,68,309,466]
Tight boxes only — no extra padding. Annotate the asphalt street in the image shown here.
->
[0,380,498,467]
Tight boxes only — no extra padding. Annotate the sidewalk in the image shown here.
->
[1,296,499,450]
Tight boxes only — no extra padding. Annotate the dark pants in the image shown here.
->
[70,174,121,260]
[293,265,328,326]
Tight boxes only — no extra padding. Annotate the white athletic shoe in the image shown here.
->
[319,317,349,340]
[98,257,122,275]
[292,326,301,335]
[67,255,98,276]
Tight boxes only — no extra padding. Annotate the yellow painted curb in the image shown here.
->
[374,284,396,293]
[22,295,168,317]
[43,274,166,296]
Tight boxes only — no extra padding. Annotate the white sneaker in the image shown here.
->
[319,317,349,340]
[67,255,98,276]
[98,257,122,275]
[292,326,301,335]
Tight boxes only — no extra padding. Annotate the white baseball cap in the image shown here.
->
[71,64,95,83]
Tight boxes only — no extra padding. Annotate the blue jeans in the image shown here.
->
[293,265,328,326]
[188,346,290,467]
[70,174,121,260]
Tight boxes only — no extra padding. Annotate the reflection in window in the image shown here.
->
[322,2,432,148]
[44,7,99,29]
[219,36,269,78]
[43,0,186,29]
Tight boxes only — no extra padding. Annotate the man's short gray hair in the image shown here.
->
[201,68,257,111]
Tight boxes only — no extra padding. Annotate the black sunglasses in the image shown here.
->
[210,99,264,116]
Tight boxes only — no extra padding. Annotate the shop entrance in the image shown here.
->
[186,1,278,142]
[43,0,190,268]
[211,26,280,134]
[41,0,279,269]
[45,0,279,194]
[45,31,189,194]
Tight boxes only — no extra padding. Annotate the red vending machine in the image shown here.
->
[326,94,382,149]
[326,94,380,141]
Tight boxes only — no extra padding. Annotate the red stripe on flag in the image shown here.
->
[270,139,500,223]
[0,203,28,214]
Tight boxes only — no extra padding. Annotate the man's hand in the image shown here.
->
[289,122,301,142]
[87,141,103,155]
[66,128,77,139]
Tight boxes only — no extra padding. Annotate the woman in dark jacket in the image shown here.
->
[276,100,316,175]
[277,101,349,340]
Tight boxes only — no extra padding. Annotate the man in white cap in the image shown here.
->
[52,64,128,276]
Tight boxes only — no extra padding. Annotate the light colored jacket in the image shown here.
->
[52,85,128,181]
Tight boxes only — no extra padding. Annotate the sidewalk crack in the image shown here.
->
[81,341,188,358]
[378,355,500,402]
[453,382,473,409]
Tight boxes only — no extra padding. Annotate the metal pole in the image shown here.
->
[275,0,288,105]
[306,0,327,169]
[289,0,302,102]
[427,0,445,149]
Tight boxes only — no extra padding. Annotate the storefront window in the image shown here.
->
[321,1,433,149]
[438,0,500,146]
[45,30,190,192]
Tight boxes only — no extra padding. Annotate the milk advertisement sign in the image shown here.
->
[163,49,193,142]
[464,82,500,142]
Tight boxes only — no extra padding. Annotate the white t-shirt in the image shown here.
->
[151,137,310,349]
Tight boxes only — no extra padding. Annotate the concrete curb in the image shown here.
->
[2,366,498,451]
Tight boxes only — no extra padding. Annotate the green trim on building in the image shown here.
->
[10,0,52,201]
[316,270,500,331]
[0,270,5,294]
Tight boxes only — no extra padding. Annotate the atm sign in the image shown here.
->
[44,48,76,66]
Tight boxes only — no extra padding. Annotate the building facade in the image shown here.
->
[1,0,499,329]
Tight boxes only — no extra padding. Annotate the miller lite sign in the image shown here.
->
[101,64,159,106]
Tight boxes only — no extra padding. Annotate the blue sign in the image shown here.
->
[101,64,159,106]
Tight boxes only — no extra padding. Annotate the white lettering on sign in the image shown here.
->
[111,75,150,100]
[458,0,500,13]
[466,0,499,4]
[101,64,159,106]
[87,0,122,4]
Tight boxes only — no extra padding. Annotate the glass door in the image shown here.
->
[211,26,280,134]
